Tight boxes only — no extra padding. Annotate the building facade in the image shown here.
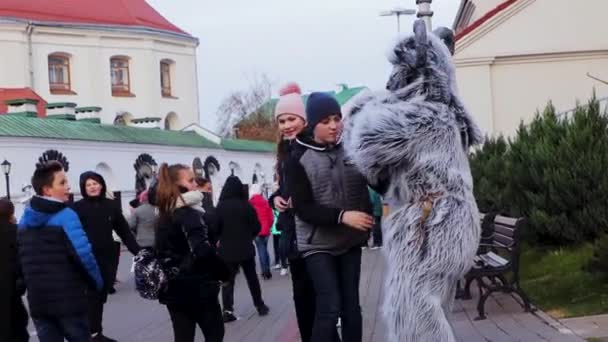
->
[0,0,199,129]
[453,0,608,136]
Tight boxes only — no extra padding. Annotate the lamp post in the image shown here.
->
[379,7,416,33]
[416,0,434,31]
[1,159,11,200]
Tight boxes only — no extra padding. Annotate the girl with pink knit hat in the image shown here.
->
[269,83,339,342]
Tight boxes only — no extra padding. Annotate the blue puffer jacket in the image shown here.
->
[18,196,103,318]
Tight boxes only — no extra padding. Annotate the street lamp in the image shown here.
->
[380,7,416,33]
[1,159,11,200]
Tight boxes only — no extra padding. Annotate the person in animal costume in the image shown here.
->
[342,20,482,342]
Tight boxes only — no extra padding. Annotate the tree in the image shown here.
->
[216,73,274,138]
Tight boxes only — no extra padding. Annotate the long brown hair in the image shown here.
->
[155,163,189,217]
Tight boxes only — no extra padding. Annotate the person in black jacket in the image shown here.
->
[213,176,269,322]
[72,171,141,342]
[1,198,29,342]
[269,82,341,342]
[288,92,374,342]
[155,163,225,342]
[18,161,103,342]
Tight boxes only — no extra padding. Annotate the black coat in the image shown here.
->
[156,200,227,304]
[212,176,261,263]
[73,171,140,295]
[269,138,306,260]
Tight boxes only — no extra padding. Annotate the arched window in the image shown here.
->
[110,56,132,96]
[48,53,72,94]
[160,59,175,97]
[164,112,180,130]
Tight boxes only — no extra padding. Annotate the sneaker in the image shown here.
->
[108,287,117,294]
[280,268,289,276]
[223,311,238,323]
[272,264,282,270]
[262,272,273,280]
[336,317,342,328]
[362,246,368,250]
[371,246,381,250]
[257,304,270,316]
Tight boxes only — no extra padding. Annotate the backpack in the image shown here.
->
[133,248,177,300]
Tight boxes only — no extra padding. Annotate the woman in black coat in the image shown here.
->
[72,171,140,342]
[213,176,269,322]
[1,198,29,342]
[155,163,225,342]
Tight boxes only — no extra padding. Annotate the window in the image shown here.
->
[48,54,72,94]
[110,56,131,96]
[160,60,172,97]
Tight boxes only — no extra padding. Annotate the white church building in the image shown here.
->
[0,0,276,216]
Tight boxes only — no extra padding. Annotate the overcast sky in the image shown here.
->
[147,0,461,131]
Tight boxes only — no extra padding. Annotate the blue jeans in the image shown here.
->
[255,236,271,274]
[33,315,90,342]
[306,247,363,342]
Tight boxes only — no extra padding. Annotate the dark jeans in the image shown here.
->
[278,233,292,268]
[33,315,90,342]
[111,241,121,286]
[221,258,265,312]
[306,247,363,342]
[290,258,340,342]
[372,216,383,247]
[11,295,29,342]
[272,234,287,267]
[254,236,271,274]
[87,292,104,334]
[167,299,224,342]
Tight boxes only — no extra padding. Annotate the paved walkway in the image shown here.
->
[29,248,586,341]
[561,314,608,340]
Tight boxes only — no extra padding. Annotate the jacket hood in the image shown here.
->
[19,196,67,228]
[79,171,107,199]
[219,176,246,201]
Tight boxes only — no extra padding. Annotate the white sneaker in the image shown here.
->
[337,317,342,327]
[272,264,282,270]
[371,246,381,250]
[280,268,289,276]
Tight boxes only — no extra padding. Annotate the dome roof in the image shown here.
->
[0,0,189,36]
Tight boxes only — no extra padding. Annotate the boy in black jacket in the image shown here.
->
[288,92,374,342]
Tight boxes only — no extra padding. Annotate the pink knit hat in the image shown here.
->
[274,82,306,122]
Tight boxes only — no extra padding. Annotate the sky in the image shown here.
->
[146,0,461,132]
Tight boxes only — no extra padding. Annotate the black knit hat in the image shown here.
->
[305,92,341,130]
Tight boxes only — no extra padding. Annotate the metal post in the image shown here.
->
[416,0,434,31]
[4,173,10,200]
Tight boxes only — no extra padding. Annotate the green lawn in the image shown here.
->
[519,244,608,318]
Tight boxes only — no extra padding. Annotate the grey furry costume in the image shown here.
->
[342,20,482,341]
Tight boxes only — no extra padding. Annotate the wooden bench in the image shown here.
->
[459,214,533,320]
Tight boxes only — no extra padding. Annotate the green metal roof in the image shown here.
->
[221,138,275,152]
[0,115,232,149]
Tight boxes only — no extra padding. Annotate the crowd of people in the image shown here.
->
[2,81,385,342]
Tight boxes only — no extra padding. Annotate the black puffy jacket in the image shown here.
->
[155,191,226,304]
[212,176,261,263]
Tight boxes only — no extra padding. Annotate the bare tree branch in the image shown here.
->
[216,72,274,138]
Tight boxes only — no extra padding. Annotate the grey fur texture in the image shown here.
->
[342,20,482,342]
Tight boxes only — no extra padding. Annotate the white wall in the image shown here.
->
[0,22,199,129]
[0,137,276,218]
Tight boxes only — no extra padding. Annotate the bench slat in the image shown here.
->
[494,215,520,227]
[494,224,515,238]
[494,233,514,247]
